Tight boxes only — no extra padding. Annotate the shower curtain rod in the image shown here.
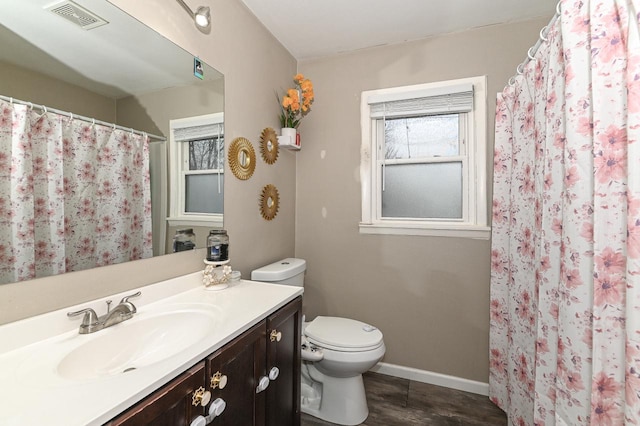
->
[0,94,166,142]
[505,1,561,88]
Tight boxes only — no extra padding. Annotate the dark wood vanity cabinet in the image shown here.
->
[265,297,302,426]
[205,321,267,426]
[203,296,302,426]
[106,297,301,426]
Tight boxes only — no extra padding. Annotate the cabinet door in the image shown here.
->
[266,297,302,426]
[206,321,266,426]
[106,363,205,426]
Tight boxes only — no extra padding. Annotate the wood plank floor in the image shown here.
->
[301,372,507,426]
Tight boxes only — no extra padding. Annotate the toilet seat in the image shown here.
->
[304,316,383,352]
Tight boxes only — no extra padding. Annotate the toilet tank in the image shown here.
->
[251,258,306,287]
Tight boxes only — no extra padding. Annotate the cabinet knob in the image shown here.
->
[255,376,270,393]
[209,397,227,417]
[191,398,226,425]
[268,367,280,381]
[211,371,228,390]
[270,329,282,342]
[192,386,212,407]
[189,416,207,426]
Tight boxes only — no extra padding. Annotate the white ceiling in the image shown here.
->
[240,0,559,60]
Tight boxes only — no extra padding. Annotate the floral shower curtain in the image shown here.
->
[490,0,640,424]
[0,100,152,284]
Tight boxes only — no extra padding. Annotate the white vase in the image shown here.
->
[281,127,296,144]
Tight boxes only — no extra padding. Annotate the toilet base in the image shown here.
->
[301,362,369,426]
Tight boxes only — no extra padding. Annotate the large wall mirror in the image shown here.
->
[0,0,224,285]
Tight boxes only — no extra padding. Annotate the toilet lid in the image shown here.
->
[304,316,383,351]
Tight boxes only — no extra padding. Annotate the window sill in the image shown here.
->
[167,215,223,229]
[359,222,491,240]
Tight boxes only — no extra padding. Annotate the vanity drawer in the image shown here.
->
[106,363,206,426]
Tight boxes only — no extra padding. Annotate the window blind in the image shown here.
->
[174,123,224,142]
[369,83,473,119]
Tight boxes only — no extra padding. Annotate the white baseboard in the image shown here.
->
[370,362,489,396]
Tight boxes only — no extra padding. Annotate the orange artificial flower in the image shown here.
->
[277,74,315,128]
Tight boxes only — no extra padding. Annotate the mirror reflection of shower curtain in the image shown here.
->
[0,100,152,284]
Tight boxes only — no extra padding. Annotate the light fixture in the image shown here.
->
[176,0,210,29]
[194,6,210,27]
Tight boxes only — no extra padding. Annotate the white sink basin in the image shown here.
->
[57,308,217,380]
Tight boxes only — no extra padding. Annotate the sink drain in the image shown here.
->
[123,367,137,373]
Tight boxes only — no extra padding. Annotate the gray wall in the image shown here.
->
[0,0,297,324]
[296,17,550,383]
[0,60,116,122]
[116,79,224,139]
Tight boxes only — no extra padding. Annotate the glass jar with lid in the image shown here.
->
[206,229,229,261]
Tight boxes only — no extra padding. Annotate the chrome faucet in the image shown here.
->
[67,291,141,334]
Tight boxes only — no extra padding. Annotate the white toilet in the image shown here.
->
[251,258,385,426]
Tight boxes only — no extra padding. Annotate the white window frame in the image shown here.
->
[359,76,490,239]
[167,112,224,228]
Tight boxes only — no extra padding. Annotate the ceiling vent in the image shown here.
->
[45,1,108,30]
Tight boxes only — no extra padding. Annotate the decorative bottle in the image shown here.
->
[206,229,229,262]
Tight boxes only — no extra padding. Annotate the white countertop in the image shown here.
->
[0,272,303,425]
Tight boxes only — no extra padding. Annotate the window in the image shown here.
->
[168,113,224,227]
[360,76,489,239]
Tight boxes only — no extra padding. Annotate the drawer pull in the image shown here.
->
[190,416,206,426]
[211,371,228,390]
[192,387,212,407]
[270,329,282,342]
[190,398,226,425]
[256,376,270,393]
[268,367,280,381]
[209,397,226,417]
